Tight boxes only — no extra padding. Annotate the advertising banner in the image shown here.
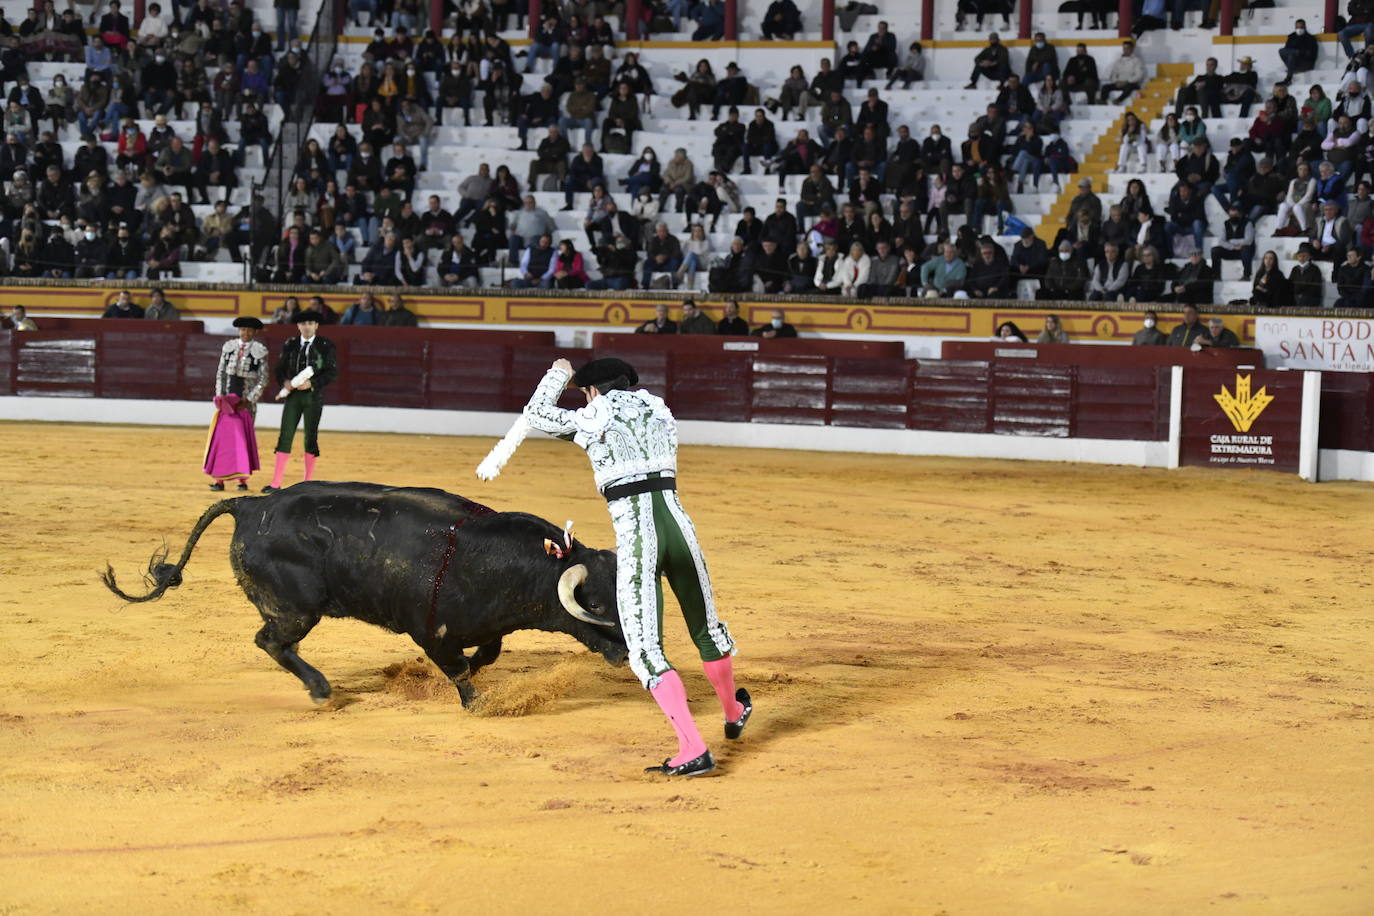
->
[1179,369,1307,474]
[1255,316,1374,373]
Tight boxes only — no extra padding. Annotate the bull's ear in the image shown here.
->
[543,538,559,557]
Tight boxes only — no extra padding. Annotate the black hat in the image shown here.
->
[292,309,324,323]
[573,358,638,390]
[232,316,264,329]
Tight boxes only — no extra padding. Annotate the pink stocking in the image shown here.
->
[649,669,707,766]
[269,451,290,488]
[303,453,317,481]
[703,657,744,721]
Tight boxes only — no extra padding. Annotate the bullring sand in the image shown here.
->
[0,422,1370,914]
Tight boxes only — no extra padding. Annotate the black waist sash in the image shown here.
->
[602,476,677,502]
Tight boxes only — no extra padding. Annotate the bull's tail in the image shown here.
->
[101,499,240,603]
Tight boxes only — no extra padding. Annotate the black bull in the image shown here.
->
[102,482,628,706]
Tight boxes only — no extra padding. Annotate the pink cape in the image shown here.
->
[202,395,261,480]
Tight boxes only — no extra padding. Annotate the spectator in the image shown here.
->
[527,126,570,193]
[833,241,869,297]
[886,42,925,90]
[1333,247,1369,307]
[73,224,109,278]
[330,223,356,265]
[342,291,382,325]
[1290,244,1325,308]
[1123,245,1175,303]
[857,239,901,298]
[358,233,400,285]
[1101,40,1144,104]
[918,241,967,298]
[1322,114,1361,177]
[1132,310,1168,345]
[604,85,643,156]
[636,303,677,334]
[1037,241,1089,300]
[1312,200,1353,262]
[1115,111,1148,172]
[1197,317,1240,348]
[1250,250,1291,307]
[1339,0,1374,58]
[1010,121,1044,193]
[562,142,604,211]
[1239,157,1285,224]
[966,32,1010,90]
[396,99,434,171]
[678,300,716,334]
[1210,203,1256,282]
[452,163,494,226]
[395,236,428,287]
[102,289,143,318]
[510,233,557,289]
[304,227,345,284]
[658,147,695,213]
[1101,205,1133,258]
[507,194,556,263]
[1011,226,1049,284]
[6,305,38,331]
[1062,43,1100,106]
[941,162,977,235]
[1165,181,1206,256]
[471,198,509,263]
[1036,314,1069,343]
[382,292,418,326]
[1155,113,1182,172]
[1170,251,1216,306]
[862,21,898,75]
[105,224,142,278]
[995,321,1029,342]
[712,63,748,120]
[692,0,726,42]
[1222,56,1261,118]
[1089,242,1129,302]
[143,287,179,320]
[761,0,802,39]
[813,238,845,293]
[641,221,682,287]
[438,235,481,288]
[966,241,1011,299]
[718,300,750,335]
[588,234,637,291]
[1024,32,1058,86]
[752,308,797,338]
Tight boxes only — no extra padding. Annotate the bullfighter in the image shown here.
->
[522,356,751,777]
[264,309,338,493]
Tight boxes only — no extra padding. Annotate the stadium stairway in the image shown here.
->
[1035,62,1193,246]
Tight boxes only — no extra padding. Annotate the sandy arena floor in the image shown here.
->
[0,422,1371,914]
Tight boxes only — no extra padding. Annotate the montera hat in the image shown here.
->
[232,316,265,329]
[292,309,325,323]
[573,357,639,390]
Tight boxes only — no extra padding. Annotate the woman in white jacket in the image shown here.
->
[838,242,870,297]
[1154,112,1181,173]
[1274,160,1317,235]
[1116,111,1149,172]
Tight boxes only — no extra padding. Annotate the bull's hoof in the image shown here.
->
[644,750,717,777]
[602,647,629,667]
[455,679,477,709]
[308,683,333,705]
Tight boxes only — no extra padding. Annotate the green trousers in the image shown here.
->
[275,389,323,456]
[612,485,735,689]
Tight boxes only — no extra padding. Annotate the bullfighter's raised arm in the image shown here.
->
[522,363,578,439]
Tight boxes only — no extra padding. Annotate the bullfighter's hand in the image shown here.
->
[551,358,574,377]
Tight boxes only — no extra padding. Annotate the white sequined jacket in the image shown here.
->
[522,367,678,492]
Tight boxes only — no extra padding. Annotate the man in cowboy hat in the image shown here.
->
[521,357,751,777]
[263,309,338,492]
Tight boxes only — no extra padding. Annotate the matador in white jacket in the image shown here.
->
[522,356,751,777]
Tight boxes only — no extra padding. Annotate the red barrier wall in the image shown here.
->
[941,341,1266,368]
[2,329,1371,452]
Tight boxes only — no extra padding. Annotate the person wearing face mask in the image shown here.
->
[1024,32,1059,87]
[1132,310,1168,346]
[74,224,109,278]
[437,60,472,126]
[752,308,797,338]
[1279,19,1319,85]
[141,48,178,115]
[922,124,951,172]
[586,233,637,291]
[1036,241,1089,300]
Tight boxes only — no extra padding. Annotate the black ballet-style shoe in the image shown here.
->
[261,485,278,493]
[644,749,716,776]
[236,481,249,491]
[208,481,225,491]
[725,688,752,740]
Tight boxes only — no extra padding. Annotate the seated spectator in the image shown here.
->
[642,221,683,287]
[1333,247,1369,307]
[1290,243,1325,307]
[966,241,1011,299]
[886,42,925,90]
[834,242,869,297]
[604,85,643,156]
[859,239,901,298]
[1132,310,1168,345]
[1101,205,1133,258]
[1037,242,1089,300]
[1101,40,1144,104]
[1037,314,1069,343]
[507,194,556,263]
[995,321,1029,342]
[562,142,605,211]
[1062,43,1100,105]
[659,147,696,213]
[1165,182,1206,257]
[358,232,400,285]
[1116,111,1148,173]
[1024,32,1058,86]
[918,241,967,298]
[691,0,726,42]
[1222,56,1261,118]
[510,233,557,289]
[1170,251,1216,306]
[102,289,143,318]
[304,227,344,284]
[471,198,508,264]
[795,163,835,223]
[1011,227,1049,285]
[1197,317,1240,348]
[678,300,716,334]
[676,223,713,287]
[1089,243,1130,302]
[380,293,416,327]
[717,300,749,335]
[752,308,797,339]
[1211,203,1256,282]
[587,234,637,291]
[453,163,494,226]
[5,305,38,330]
[1249,250,1291,307]
[1311,200,1353,262]
[438,235,481,288]
[342,292,382,324]
[966,32,1010,90]
[956,0,1012,31]
[527,125,570,192]
[636,303,677,334]
[712,63,748,121]
[761,0,802,39]
[144,223,181,280]
[862,21,898,74]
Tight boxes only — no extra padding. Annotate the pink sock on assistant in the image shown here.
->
[269,451,290,488]
[703,656,744,721]
[649,669,707,767]
[303,453,317,481]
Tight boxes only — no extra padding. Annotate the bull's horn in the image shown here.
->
[557,564,614,627]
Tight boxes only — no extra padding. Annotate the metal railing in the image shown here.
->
[253,0,341,279]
